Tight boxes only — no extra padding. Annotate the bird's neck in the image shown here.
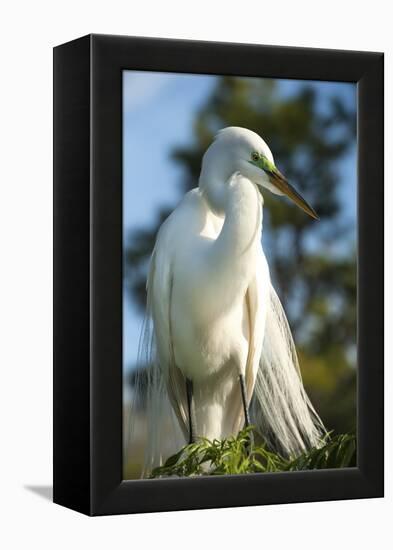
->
[216,174,263,258]
[197,174,263,318]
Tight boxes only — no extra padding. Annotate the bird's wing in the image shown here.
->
[244,277,261,405]
[147,244,188,440]
[223,256,267,437]
[134,190,210,473]
[238,259,269,437]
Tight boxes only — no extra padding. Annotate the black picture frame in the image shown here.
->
[53,34,384,516]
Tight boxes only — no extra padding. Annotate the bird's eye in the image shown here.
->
[251,152,259,162]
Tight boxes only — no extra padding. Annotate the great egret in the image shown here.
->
[129,127,326,476]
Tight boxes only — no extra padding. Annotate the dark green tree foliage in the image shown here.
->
[125,77,357,435]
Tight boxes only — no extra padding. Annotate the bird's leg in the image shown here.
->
[186,378,196,444]
[239,374,254,451]
[239,374,250,427]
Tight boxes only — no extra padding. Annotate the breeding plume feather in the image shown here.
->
[127,127,326,476]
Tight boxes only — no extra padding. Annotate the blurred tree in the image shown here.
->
[124,77,357,434]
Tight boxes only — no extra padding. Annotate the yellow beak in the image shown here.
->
[268,169,319,220]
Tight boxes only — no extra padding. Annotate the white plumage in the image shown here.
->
[128,127,326,476]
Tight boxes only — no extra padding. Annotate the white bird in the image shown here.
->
[129,127,326,476]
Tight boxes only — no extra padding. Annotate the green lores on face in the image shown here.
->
[249,152,277,174]
[249,151,319,220]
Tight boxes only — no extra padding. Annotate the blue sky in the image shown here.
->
[123,70,356,371]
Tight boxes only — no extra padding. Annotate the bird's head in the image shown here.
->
[199,126,319,220]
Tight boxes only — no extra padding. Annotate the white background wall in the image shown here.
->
[0,1,390,548]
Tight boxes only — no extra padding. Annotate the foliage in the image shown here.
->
[150,426,356,478]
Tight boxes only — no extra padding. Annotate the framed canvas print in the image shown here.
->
[53,34,384,516]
